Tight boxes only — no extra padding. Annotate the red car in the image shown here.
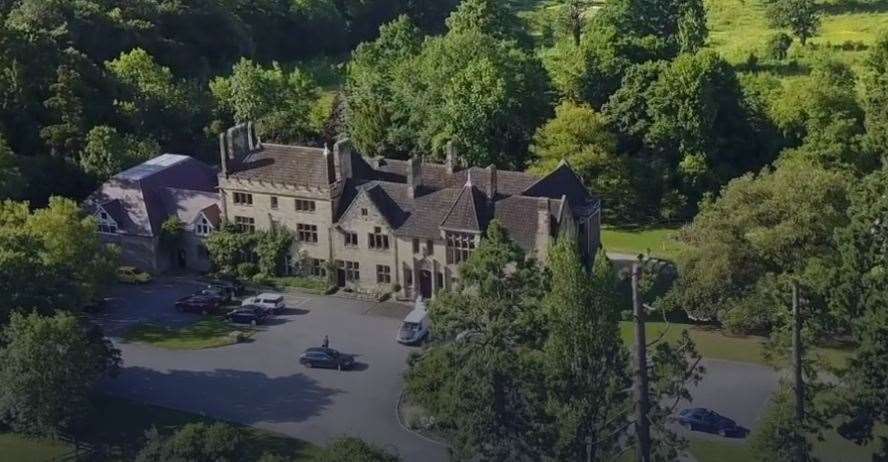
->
[175,295,220,314]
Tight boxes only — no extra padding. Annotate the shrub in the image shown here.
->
[135,423,244,462]
[237,262,259,279]
[620,310,633,321]
[765,32,793,60]
[312,436,399,462]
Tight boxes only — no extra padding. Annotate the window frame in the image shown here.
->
[296,223,319,243]
[376,265,392,284]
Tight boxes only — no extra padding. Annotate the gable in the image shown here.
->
[338,188,393,230]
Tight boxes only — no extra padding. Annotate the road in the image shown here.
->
[94,278,449,462]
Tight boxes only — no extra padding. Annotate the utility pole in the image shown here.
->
[792,280,806,462]
[632,262,651,462]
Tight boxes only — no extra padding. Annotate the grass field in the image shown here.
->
[602,225,684,261]
[619,321,852,368]
[0,395,317,462]
[707,0,888,70]
[122,318,253,350]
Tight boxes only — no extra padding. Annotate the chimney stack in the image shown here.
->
[486,164,497,202]
[536,198,552,261]
[407,157,423,198]
[334,139,353,182]
[445,140,458,174]
[219,123,258,177]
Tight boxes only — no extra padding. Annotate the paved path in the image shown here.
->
[95,279,448,462]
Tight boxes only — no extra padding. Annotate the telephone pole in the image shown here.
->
[632,262,651,462]
[792,280,806,462]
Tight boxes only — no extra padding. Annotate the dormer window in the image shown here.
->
[96,208,117,234]
[195,217,211,236]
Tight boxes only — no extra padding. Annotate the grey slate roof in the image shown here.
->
[228,144,333,188]
[84,154,218,237]
[440,183,489,232]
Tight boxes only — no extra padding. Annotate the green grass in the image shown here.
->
[122,318,254,350]
[0,434,71,462]
[619,321,852,368]
[0,395,319,461]
[707,0,888,71]
[269,276,331,294]
[688,439,753,462]
[602,225,684,261]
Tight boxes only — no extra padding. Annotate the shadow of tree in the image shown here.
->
[819,0,888,15]
[103,367,342,426]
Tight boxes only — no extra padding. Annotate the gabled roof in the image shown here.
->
[227,144,333,188]
[522,160,593,209]
[440,182,489,232]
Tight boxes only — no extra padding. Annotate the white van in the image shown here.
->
[242,293,286,314]
[397,298,430,345]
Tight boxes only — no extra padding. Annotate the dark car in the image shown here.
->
[195,287,229,304]
[677,408,743,437]
[226,305,269,325]
[175,295,220,314]
[299,347,355,370]
[208,277,244,297]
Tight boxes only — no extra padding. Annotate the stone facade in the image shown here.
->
[216,124,602,300]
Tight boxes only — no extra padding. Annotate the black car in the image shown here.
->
[299,347,355,370]
[226,305,269,325]
[209,277,244,297]
[677,408,744,437]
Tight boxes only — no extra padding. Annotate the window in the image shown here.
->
[295,199,316,212]
[412,238,420,254]
[436,272,444,290]
[361,208,368,216]
[233,192,253,206]
[426,239,434,256]
[446,232,476,264]
[344,231,358,247]
[100,212,108,220]
[404,268,413,286]
[270,196,278,210]
[297,224,318,243]
[338,260,360,281]
[96,209,117,233]
[234,216,255,232]
[377,265,392,284]
[368,227,389,250]
[195,217,211,236]
[309,258,326,277]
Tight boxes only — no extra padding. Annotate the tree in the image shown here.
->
[530,102,636,221]
[861,32,888,160]
[559,0,591,47]
[312,437,400,462]
[444,0,528,45]
[677,0,708,53]
[670,159,851,332]
[765,32,794,60]
[0,311,120,437]
[542,238,631,460]
[255,228,294,277]
[136,423,245,462]
[210,59,319,144]
[79,125,159,181]
[0,135,23,200]
[768,0,820,45]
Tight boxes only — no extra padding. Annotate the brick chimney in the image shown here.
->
[407,157,422,198]
[486,164,497,202]
[445,140,458,174]
[334,138,353,182]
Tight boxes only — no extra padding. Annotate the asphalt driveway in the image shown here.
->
[94,278,448,462]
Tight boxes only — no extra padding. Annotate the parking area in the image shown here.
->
[94,277,448,462]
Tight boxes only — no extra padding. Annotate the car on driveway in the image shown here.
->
[195,287,229,304]
[242,293,286,314]
[299,347,355,370]
[208,278,243,298]
[175,295,221,314]
[677,408,745,437]
[226,305,270,325]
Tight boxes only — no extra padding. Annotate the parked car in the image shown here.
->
[208,276,244,296]
[117,266,151,284]
[299,347,355,370]
[677,408,744,437]
[196,287,229,303]
[175,295,221,314]
[396,299,430,345]
[226,305,269,325]
[242,293,285,314]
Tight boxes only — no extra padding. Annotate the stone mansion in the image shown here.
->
[86,123,601,300]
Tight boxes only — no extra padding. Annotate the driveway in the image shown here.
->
[94,278,448,462]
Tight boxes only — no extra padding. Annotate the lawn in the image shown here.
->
[619,321,852,368]
[707,0,888,70]
[0,395,318,461]
[122,317,254,350]
[267,275,331,295]
[602,225,684,261]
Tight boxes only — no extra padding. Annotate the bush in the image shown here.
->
[312,437,399,462]
[620,310,633,321]
[237,262,260,279]
[765,32,793,60]
[136,423,245,462]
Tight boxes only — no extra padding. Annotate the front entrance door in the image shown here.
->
[337,268,346,287]
[419,270,432,299]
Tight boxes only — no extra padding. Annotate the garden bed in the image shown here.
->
[121,318,254,350]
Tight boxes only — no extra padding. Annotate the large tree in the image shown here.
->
[862,32,888,161]
[0,311,120,437]
[768,0,820,45]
